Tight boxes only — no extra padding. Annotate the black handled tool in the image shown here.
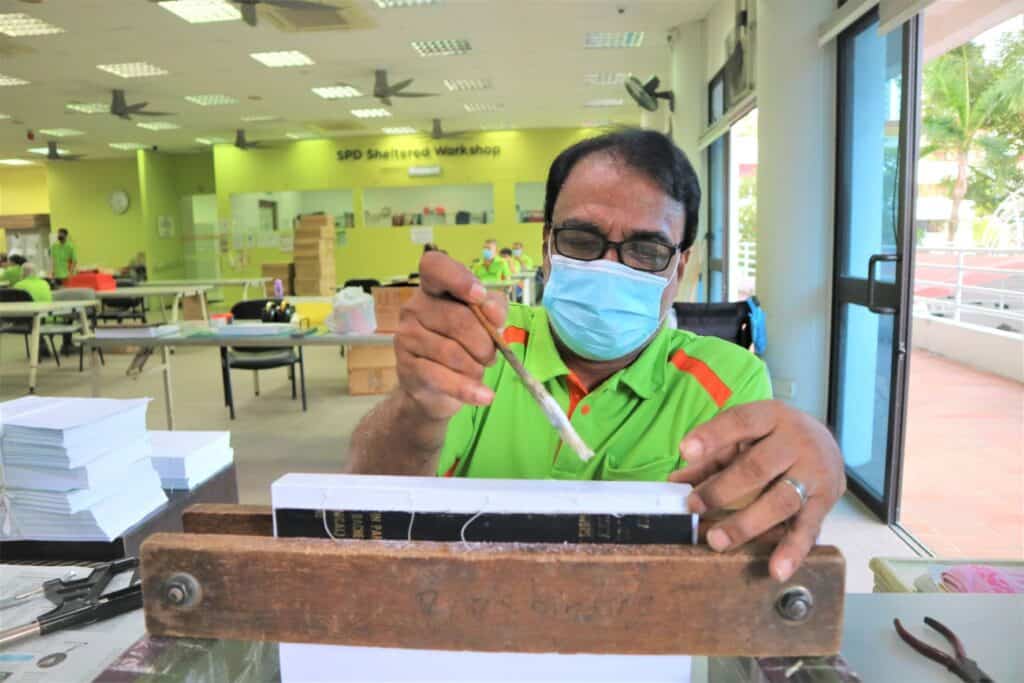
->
[894,616,995,682]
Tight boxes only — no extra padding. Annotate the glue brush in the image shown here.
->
[469,303,595,462]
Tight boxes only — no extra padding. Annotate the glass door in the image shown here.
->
[829,9,921,522]
[706,70,729,302]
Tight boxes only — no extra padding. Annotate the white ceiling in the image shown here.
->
[0,0,715,161]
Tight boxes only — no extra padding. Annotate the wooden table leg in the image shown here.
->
[161,344,175,430]
[27,313,41,394]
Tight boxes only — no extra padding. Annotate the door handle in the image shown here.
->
[867,253,899,314]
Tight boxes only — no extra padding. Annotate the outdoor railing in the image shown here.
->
[913,247,1024,334]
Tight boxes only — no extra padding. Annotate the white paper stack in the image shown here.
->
[148,430,233,490]
[0,396,167,542]
[93,324,180,339]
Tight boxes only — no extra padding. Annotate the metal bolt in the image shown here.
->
[776,586,814,623]
[162,573,200,608]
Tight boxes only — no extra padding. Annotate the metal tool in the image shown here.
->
[893,617,994,682]
[469,303,594,462]
[0,558,143,649]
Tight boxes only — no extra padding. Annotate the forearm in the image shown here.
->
[346,389,450,475]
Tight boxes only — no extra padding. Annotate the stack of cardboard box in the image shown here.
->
[261,262,294,297]
[371,285,417,333]
[293,215,336,296]
[346,344,398,395]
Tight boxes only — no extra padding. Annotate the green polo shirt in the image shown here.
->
[2,264,22,284]
[517,254,535,271]
[437,305,772,481]
[471,258,511,283]
[51,241,77,279]
[14,275,53,303]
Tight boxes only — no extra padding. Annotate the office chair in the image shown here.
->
[97,280,146,324]
[342,278,381,295]
[219,298,307,420]
[52,287,105,371]
[672,297,766,353]
[0,288,65,364]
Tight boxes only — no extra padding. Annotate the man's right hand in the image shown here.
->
[395,252,508,420]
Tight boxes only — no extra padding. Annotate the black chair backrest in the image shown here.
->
[0,288,33,303]
[673,300,753,349]
[343,279,381,295]
[232,298,282,321]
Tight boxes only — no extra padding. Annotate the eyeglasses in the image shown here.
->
[552,226,681,273]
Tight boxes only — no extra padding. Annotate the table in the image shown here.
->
[0,299,97,393]
[94,285,212,323]
[149,277,269,301]
[85,327,393,429]
[515,270,537,305]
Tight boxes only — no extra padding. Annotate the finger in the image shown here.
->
[687,440,796,513]
[396,323,485,381]
[704,475,806,553]
[403,298,496,365]
[678,401,781,463]
[419,252,486,304]
[399,352,494,408]
[480,291,509,329]
[769,497,828,582]
[667,443,739,486]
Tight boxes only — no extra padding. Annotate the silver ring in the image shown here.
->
[781,477,809,508]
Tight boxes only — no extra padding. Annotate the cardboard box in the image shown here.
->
[346,343,396,370]
[295,222,334,240]
[297,214,333,228]
[181,294,207,321]
[348,366,398,395]
[261,262,294,296]
[372,286,417,332]
[293,278,335,296]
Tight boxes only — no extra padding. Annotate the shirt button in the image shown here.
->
[581,405,591,415]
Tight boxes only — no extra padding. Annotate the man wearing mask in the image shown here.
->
[470,238,510,283]
[511,241,534,271]
[51,228,77,282]
[349,130,844,583]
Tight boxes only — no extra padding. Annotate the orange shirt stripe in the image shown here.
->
[502,326,528,345]
[668,349,732,408]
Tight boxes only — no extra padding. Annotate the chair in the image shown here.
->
[342,278,381,295]
[52,287,105,371]
[220,298,307,420]
[97,280,146,324]
[672,297,766,353]
[0,288,69,365]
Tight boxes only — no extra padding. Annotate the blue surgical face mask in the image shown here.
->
[482,248,494,260]
[542,250,677,361]
[512,248,523,257]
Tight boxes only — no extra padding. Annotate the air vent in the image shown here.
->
[262,2,374,32]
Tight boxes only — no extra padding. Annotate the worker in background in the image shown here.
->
[512,241,534,271]
[14,262,53,303]
[0,252,7,280]
[499,247,522,276]
[470,238,510,283]
[350,129,845,583]
[2,253,27,285]
[50,228,77,282]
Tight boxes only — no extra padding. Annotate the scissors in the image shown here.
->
[894,617,995,682]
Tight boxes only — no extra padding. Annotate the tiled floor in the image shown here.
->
[902,349,1024,559]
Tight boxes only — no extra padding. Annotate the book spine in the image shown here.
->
[274,509,697,545]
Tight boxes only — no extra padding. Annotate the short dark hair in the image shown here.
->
[543,128,701,251]
[58,228,68,235]
[499,248,513,257]
[10,254,27,265]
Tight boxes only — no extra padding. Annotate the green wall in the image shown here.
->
[138,150,186,278]
[0,165,50,251]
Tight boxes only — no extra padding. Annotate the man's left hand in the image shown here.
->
[668,400,846,582]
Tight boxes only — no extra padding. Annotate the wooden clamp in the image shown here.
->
[142,504,845,656]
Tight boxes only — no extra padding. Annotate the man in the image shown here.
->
[349,130,844,582]
[13,262,52,303]
[499,247,522,276]
[50,228,77,281]
[470,239,510,283]
[2,253,26,285]
[512,241,534,271]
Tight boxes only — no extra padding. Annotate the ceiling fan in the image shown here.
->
[430,118,466,140]
[374,69,438,107]
[625,75,675,113]
[111,89,173,120]
[44,141,84,162]
[234,129,267,150]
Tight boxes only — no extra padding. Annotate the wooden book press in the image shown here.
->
[140,504,845,657]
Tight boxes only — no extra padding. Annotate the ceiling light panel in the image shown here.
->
[137,121,180,131]
[584,32,644,49]
[0,74,30,87]
[382,127,417,134]
[157,0,241,23]
[584,72,630,86]
[109,142,147,151]
[196,136,228,145]
[0,159,35,166]
[480,123,510,131]
[0,113,11,120]
[286,131,316,139]
[464,103,503,113]
[250,50,314,68]
[444,78,491,91]
[97,62,169,79]
[312,85,362,99]
[350,108,392,119]
[242,114,281,122]
[66,102,108,114]
[38,128,85,137]
[0,13,64,37]
[585,98,624,108]
[28,146,67,155]
[185,94,238,106]
[374,0,440,7]
[411,39,471,57]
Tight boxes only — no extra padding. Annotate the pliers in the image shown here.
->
[894,616,995,682]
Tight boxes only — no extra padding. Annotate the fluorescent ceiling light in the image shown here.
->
[480,123,510,131]
[109,142,147,151]
[137,121,180,131]
[411,39,471,57]
[374,0,440,7]
[0,113,11,120]
[583,72,630,86]
[157,0,240,23]
[66,102,108,114]
[312,85,362,99]
[584,32,644,49]
[444,78,491,92]
[28,146,67,155]
[0,13,65,37]
[185,94,238,106]
[0,159,35,166]
[38,128,85,137]
[350,108,391,119]
[0,73,30,87]
[382,127,417,135]
[464,103,503,113]
[97,62,169,79]
[196,136,228,145]
[250,50,314,68]
[585,98,624,108]
[286,131,316,139]
[242,114,280,122]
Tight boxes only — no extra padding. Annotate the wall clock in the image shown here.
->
[109,189,130,215]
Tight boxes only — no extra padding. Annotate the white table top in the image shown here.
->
[0,299,98,315]
[149,278,269,287]
[94,285,213,298]
[85,328,393,348]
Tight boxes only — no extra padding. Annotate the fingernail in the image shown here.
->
[686,492,706,514]
[707,528,731,552]
[774,558,794,582]
[680,438,703,460]
[474,387,494,404]
[469,283,486,302]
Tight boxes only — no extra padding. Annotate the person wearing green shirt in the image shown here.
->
[2,253,26,285]
[350,129,844,583]
[512,242,534,271]
[13,263,52,303]
[470,239,511,283]
[50,228,77,281]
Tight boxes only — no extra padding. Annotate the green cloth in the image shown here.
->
[517,254,535,271]
[1,264,22,284]
[13,275,53,303]
[50,241,77,279]
[436,305,772,481]
[471,258,511,283]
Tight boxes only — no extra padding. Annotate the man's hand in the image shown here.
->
[668,400,845,582]
[395,252,508,420]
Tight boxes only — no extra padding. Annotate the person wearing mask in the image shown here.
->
[2,253,27,285]
[13,262,52,303]
[349,129,845,583]
[511,241,535,271]
[51,228,78,282]
[499,247,522,276]
[470,238,510,283]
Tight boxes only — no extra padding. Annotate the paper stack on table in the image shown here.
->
[148,430,233,490]
[0,395,166,542]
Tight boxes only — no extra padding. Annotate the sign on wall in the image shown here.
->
[337,144,501,162]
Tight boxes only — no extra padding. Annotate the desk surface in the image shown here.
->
[85,327,393,348]
[94,285,212,298]
[149,278,269,287]
[0,299,98,315]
